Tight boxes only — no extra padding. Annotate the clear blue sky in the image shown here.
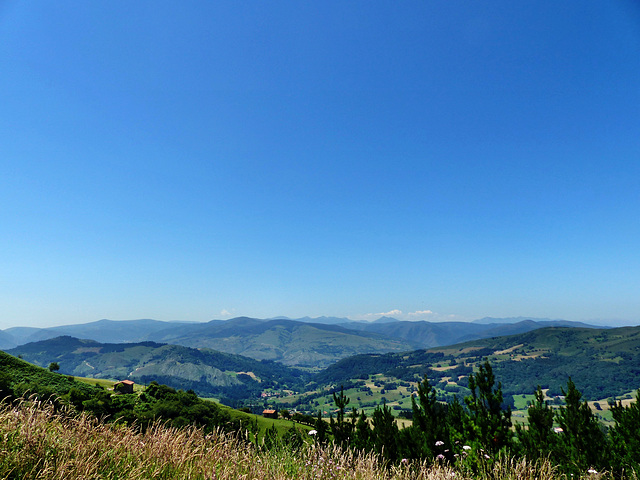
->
[1,1,639,329]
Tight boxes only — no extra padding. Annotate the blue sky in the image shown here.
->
[1,1,639,329]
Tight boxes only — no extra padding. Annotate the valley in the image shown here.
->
[4,318,640,420]
[3,318,640,478]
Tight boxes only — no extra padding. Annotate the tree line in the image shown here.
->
[310,361,640,477]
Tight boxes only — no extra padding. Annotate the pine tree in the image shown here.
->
[330,385,353,447]
[446,395,467,448]
[371,401,399,462]
[352,409,372,451]
[464,361,512,453]
[314,410,329,445]
[610,389,640,472]
[262,423,279,450]
[409,375,450,460]
[555,378,607,473]
[516,386,555,460]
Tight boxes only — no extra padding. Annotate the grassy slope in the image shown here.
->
[0,349,97,397]
[2,348,310,443]
[71,373,310,437]
[1,399,626,480]
[5,336,310,395]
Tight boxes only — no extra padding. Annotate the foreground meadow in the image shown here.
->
[0,400,634,480]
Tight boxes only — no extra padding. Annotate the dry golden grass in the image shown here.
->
[0,400,633,480]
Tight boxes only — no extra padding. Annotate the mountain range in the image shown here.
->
[6,323,640,404]
[1,316,605,368]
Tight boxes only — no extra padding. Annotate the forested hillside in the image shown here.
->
[0,349,256,434]
[6,336,311,400]
[144,317,414,367]
[310,325,640,402]
[6,324,640,410]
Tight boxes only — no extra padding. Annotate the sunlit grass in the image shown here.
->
[1,399,635,480]
[73,375,146,392]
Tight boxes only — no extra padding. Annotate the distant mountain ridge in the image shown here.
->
[0,315,607,367]
[335,318,605,350]
[286,316,353,325]
[1,319,192,349]
[0,330,15,350]
[472,316,603,327]
[142,317,413,367]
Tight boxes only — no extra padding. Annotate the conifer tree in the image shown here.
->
[409,375,450,459]
[352,409,372,451]
[371,401,399,461]
[464,361,512,453]
[330,385,353,447]
[610,389,640,471]
[262,423,279,450]
[446,395,467,448]
[555,378,607,473]
[314,410,329,445]
[516,386,555,460]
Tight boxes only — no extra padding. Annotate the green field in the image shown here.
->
[513,393,536,410]
[74,376,147,392]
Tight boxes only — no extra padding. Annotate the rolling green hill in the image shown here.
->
[431,325,640,399]
[0,348,98,399]
[305,325,640,404]
[5,336,311,399]
[145,317,414,368]
[2,317,415,368]
[0,349,262,440]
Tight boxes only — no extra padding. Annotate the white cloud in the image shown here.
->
[350,309,468,322]
[350,309,403,321]
[405,310,470,322]
[408,310,434,317]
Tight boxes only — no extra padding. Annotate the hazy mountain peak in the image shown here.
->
[291,316,352,325]
[372,316,400,324]
[472,316,559,325]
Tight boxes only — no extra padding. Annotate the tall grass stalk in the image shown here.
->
[0,400,631,480]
